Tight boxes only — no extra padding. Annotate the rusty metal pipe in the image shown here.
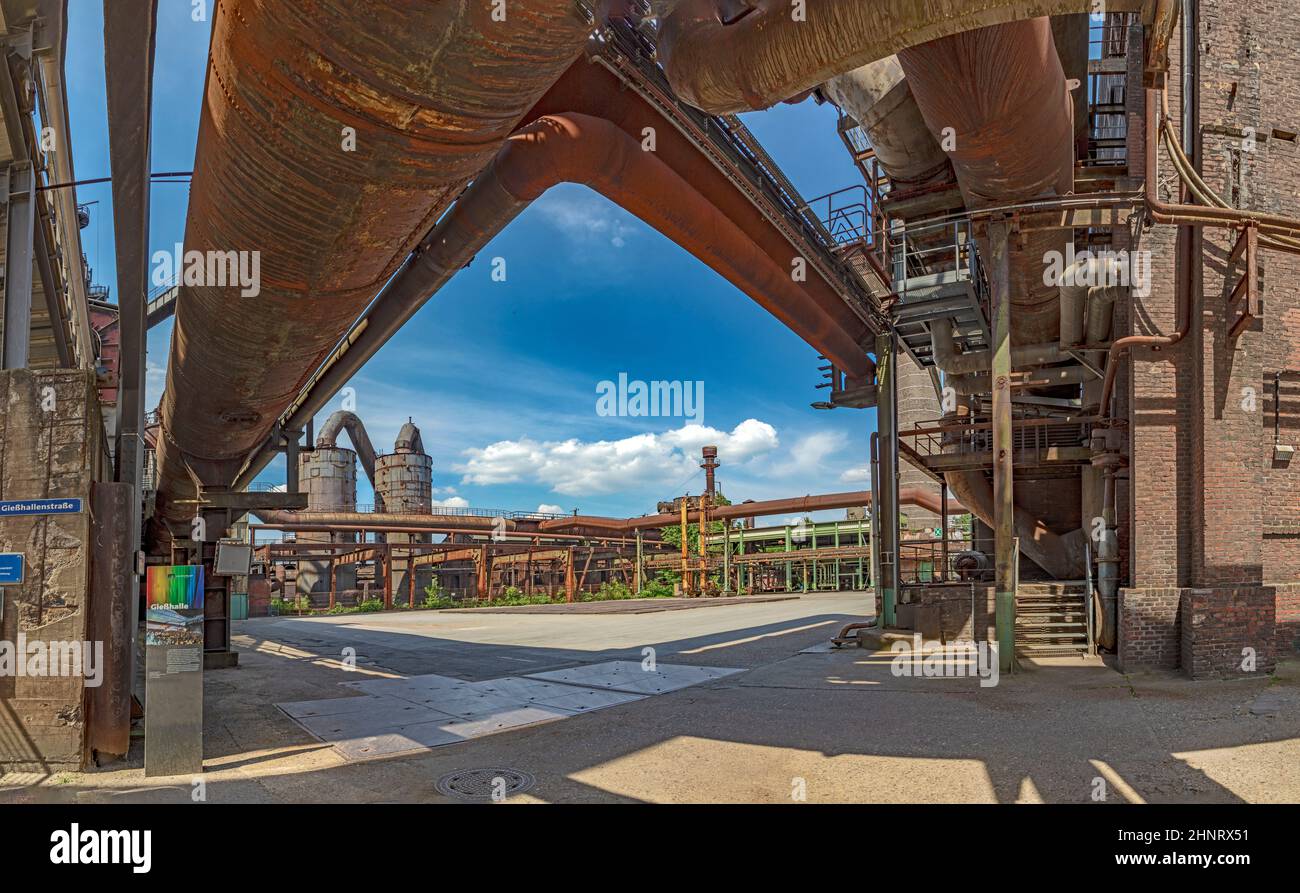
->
[540,486,965,532]
[155,0,593,520]
[253,510,517,532]
[656,0,1142,114]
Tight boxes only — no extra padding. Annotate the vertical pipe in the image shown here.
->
[680,499,690,595]
[635,528,644,593]
[784,525,793,592]
[722,523,731,593]
[875,333,900,627]
[565,547,576,603]
[940,483,949,583]
[834,524,841,592]
[989,219,1017,673]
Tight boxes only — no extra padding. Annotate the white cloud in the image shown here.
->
[534,191,637,249]
[431,496,470,509]
[840,465,871,484]
[766,430,849,478]
[536,503,565,515]
[455,419,779,497]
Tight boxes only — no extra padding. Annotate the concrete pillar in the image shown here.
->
[0,370,103,769]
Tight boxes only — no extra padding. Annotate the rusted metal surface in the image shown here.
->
[155,0,592,519]
[88,482,134,760]
[900,19,1075,345]
[899,20,1073,206]
[656,0,1144,114]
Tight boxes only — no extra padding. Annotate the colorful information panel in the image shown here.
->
[144,565,204,777]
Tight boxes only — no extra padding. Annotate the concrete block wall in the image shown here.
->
[0,369,103,769]
[905,583,995,644]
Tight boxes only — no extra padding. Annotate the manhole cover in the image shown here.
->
[436,768,535,802]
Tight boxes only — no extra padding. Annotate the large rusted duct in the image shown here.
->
[899,19,1075,345]
[656,0,1142,114]
[821,57,952,189]
[154,0,593,520]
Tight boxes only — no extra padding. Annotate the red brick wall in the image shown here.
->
[1276,582,1300,654]
[1180,586,1277,678]
[1118,588,1181,670]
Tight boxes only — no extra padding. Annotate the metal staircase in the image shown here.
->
[1015,582,1092,657]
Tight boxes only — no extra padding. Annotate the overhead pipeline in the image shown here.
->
[154,0,593,520]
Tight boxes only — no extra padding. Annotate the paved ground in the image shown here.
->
[2,590,1298,804]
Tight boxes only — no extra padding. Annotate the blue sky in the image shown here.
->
[72,3,878,521]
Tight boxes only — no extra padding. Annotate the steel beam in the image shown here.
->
[2,162,34,368]
[988,219,1017,673]
[103,0,159,676]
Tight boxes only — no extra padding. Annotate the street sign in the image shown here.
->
[0,498,84,516]
[0,553,23,585]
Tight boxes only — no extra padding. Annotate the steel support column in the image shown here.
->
[988,218,1017,673]
[875,332,900,627]
[103,0,159,684]
[1,162,34,368]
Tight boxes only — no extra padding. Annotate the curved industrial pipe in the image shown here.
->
[315,410,377,486]
[821,57,952,189]
[490,114,868,376]
[1059,255,1124,348]
[656,0,1141,114]
[154,0,593,520]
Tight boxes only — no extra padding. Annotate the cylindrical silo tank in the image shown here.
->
[296,446,358,605]
[375,420,433,601]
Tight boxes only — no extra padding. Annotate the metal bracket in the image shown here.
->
[1227,222,1260,339]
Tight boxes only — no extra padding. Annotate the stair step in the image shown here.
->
[1016,621,1088,629]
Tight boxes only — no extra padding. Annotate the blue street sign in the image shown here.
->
[0,498,83,517]
[0,553,24,585]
